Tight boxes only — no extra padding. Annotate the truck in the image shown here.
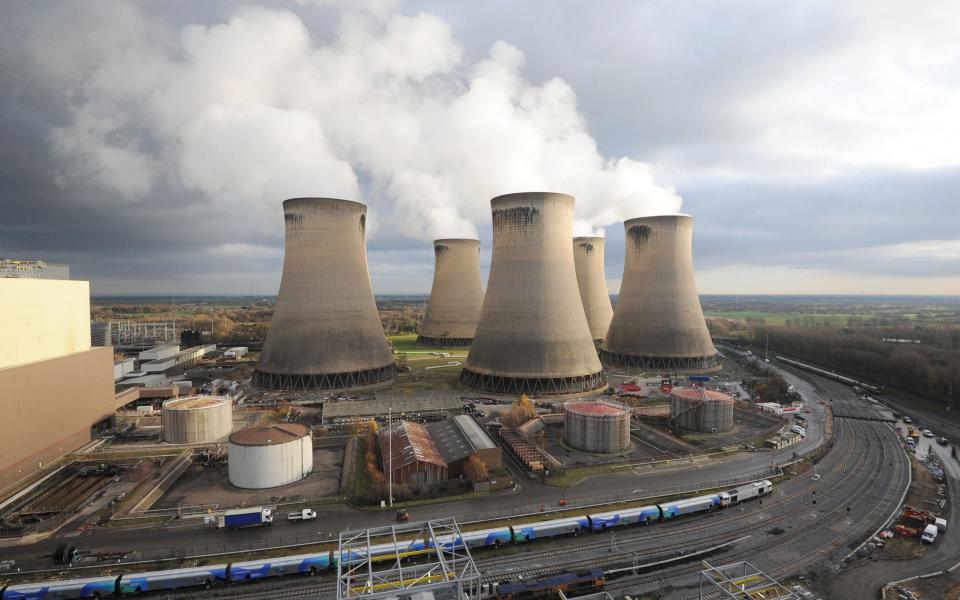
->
[217,507,273,530]
[922,524,938,544]
[287,509,317,522]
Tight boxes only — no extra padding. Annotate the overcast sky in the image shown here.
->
[1,0,958,296]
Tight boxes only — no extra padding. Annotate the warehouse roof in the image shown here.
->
[229,423,310,446]
[428,415,497,463]
[322,396,463,420]
[379,421,446,469]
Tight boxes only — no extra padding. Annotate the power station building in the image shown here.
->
[417,239,484,347]
[601,214,718,372]
[0,276,118,490]
[573,237,614,345]
[161,396,233,444]
[563,400,631,453]
[460,192,606,396]
[670,387,734,433]
[253,198,396,390]
[228,423,313,489]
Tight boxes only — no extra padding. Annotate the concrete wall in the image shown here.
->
[461,192,605,394]
[573,237,614,343]
[255,198,395,389]
[602,214,717,368]
[418,238,484,345]
[0,347,117,490]
[0,279,91,369]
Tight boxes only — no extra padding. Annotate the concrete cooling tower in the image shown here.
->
[601,214,718,372]
[417,239,484,347]
[573,237,614,345]
[460,192,606,395]
[253,198,396,390]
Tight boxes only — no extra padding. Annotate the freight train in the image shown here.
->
[0,480,772,599]
[775,356,880,393]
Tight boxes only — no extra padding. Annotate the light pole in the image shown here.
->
[388,406,393,508]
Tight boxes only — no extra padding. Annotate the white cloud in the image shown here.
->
[43,2,681,243]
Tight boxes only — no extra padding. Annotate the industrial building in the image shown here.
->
[0,258,70,280]
[572,237,614,345]
[417,239,485,347]
[91,322,112,347]
[378,421,448,487]
[601,214,718,372]
[670,387,735,433]
[0,277,118,490]
[113,357,135,381]
[460,192,606,395]
[254,198,396,390]
[228,423,313,489]
[321,396,465,428]
[140,345,215,375]
[427,415,502,478]
[161,396,233,444]
[563,400,631,453]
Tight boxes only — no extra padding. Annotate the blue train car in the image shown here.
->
[588,504,662,529]
[2,576,119,600]
[512,516,588,542]
[659,493,727,520]
[228,552,332,581]
[496,567,605,599]
[118,565,228,593]
[434,526,512,551]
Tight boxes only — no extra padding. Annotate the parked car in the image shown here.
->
[923,430,935,438]
[937,437,949,445]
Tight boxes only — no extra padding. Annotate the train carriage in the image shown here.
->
[726,480,773,504]
[588,504,661,530]
[2,576,119,600]
[660,493,728,519]
[512,516,588,542]
[228,552,332,581]
[118,565,228,593]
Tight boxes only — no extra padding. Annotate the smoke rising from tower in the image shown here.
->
[253,198,396,390]
[573,236,614,344]
[601,214,718,372]
[417,238,484,347]
[460,192,607,395]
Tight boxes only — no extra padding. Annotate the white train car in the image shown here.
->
[588,504,661,530]
[726,480,773,504]
[2,576,119,600]
[119,565,229,593]
[660,493,728,519]
[512,516,587,542]
[228,552,332,581]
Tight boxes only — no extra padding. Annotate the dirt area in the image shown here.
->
[898,570,960,599]
[153,444,345,510]
[881,456,947,560]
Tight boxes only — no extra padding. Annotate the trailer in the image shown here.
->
[218,507,273,529]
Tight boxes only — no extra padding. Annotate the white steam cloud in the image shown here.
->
[44,2,681,240]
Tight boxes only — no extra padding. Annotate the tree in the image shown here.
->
[504,394,536,428]
[464,455,489,482]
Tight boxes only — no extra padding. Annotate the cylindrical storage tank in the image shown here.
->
[563,400,631,453]
[670,388,734,433]
[601,215,718,372]
[253,198,396,390]
[573,237,614,345]
[460,192,606,396]
[161,395,233,444]
[418,239,485,347]
[228,423,313,489]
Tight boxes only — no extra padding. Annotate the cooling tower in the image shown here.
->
[573,237,614,344]
[253,198,396,390]
[417,239,484,347]
[460,192,606,395]
[600,214,718,372]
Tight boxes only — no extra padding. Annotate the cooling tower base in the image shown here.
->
[459,368,607,396]
[599,351,720,372]
[415,336,473,348]
[253,363,397,391]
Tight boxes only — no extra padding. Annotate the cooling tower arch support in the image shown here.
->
[573,236,614,345]
[254,198,396,391]
[460,192,606,396]
[601,214,718,372]
[417,238,484,347]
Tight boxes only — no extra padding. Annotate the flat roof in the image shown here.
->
[565,400,628,417]
[322,396,463,420]
[229,423,310,446]
[672,388,732,402]
[164,395,230,410]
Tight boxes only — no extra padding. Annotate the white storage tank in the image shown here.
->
[563,400,631,453]
[161,395,233,444]
[670,387,735,433]
[228,423,313,489]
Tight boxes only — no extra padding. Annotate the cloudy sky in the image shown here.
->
[1,0,957,296]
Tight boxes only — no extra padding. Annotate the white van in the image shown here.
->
[922,524,938,544]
